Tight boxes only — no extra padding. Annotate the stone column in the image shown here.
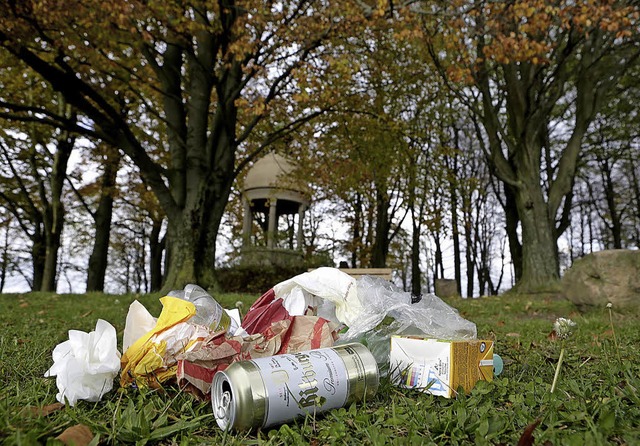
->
[242,197,252,247]
[297,204,306,250]
[267,199,277,248]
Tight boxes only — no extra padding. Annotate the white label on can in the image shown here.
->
[251,347,349,427]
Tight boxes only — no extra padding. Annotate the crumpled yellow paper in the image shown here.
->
[120,296,208,388]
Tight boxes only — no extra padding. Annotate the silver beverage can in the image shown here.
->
[211,342,379,430]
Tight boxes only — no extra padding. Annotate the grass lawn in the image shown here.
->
[1,290,639,445]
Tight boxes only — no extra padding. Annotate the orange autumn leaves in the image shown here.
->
[431,0,639,82]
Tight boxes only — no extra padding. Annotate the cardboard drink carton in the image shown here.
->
[389,336,494,398]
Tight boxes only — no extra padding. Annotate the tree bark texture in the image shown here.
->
[598,155,623,249]
[87,148,121,292]
[447,134,462,296]
[31,227,45,291]
[473,29,631,293]
[370,189,391,268]
[503,184,523,283]
[36,124,75,292]
[149,220,165,292]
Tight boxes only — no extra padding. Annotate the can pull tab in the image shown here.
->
[214,391,232,420]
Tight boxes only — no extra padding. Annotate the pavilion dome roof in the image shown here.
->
[243,152,310,203]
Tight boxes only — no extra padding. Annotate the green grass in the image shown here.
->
[1,291,639,445]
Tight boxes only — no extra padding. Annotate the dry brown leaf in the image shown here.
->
[19,302,29,308]
[517,418,541,446]
[24,402,64,417]
[547,329,558,341]
[56,424,94,446]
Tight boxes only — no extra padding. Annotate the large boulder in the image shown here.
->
[562,249,640,308]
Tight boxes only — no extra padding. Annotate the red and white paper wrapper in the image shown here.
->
[240,288,292,335]
[176,315,338,398]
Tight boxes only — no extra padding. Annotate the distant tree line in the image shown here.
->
[0,0,638,296]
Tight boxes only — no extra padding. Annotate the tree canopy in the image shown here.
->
[1,0,639,295]
[0,0,368,291]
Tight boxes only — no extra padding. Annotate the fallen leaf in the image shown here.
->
[506,332,521,337]
[517,418,541,446]
[24,402,64,417]
[79,310,93,318]
[19,302,29,308]
[547,329,558,340]
[56,424,94,446]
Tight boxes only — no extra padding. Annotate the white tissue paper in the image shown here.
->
[44,319,121,406]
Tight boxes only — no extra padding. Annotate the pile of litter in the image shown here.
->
[45,267,494,430]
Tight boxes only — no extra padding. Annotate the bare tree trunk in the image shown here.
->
[514,175,560,289]
[447,132,462,295]
[0,219,9,293]
[410,222,421,296]
[433,232,444,280]
[41,136,74,291]
[408,164,421,296]
[149,220,165,292]
[503,184,523,283]
[30,223,45,291]
[87,147,121,292]
[370,189,390,268]
[598,155,623,248]
[370,189,389,268]
[351,193,362,268]
[629,153,640,245]
[463,195,475,298]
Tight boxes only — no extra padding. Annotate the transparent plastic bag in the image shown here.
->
[168,284,239,334]
[337,275,477,373]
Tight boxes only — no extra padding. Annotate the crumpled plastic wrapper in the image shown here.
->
[337,275,477,374]
[120,296,210,388]
[239,268,477,374]
[176,315,338,399]
[242,267,476,341]
[341,275,477,342]
[44,319,121,406]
